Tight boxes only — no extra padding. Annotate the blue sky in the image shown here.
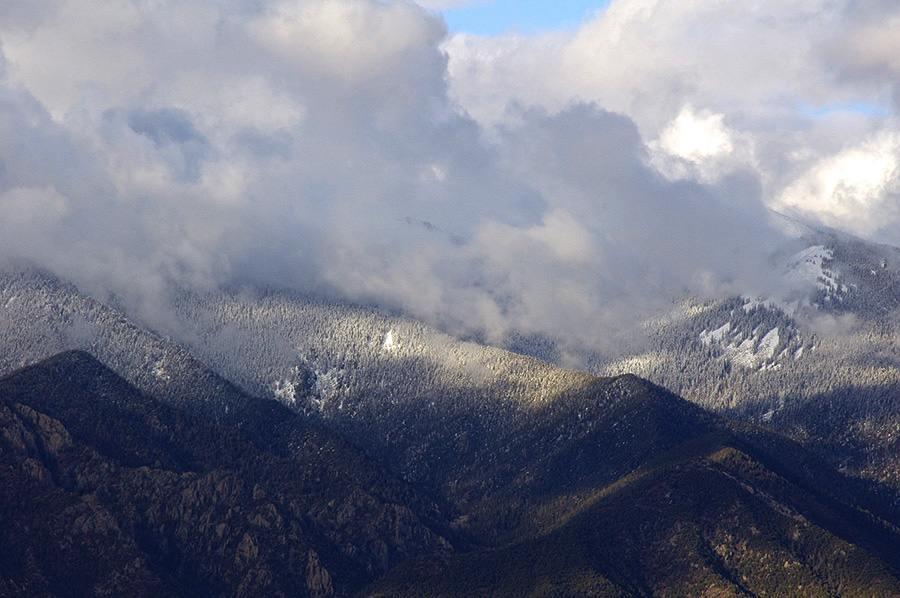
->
[438,1,611,35]
[798,101,892,120]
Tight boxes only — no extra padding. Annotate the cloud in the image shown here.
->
[443,0,900,241]
[657,107,734,164]
[774,131,900,238]
[0,186,68,236]
[444,0,856,130]
[0,0,896,361]
[412,1,485,9]
[822,2,900,95]
[249,0,446,83]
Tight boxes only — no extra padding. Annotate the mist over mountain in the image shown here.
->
[6,1,900,358]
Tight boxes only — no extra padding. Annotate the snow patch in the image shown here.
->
[272,378,297,405]
[152,360,171,383]
[729,337,758,368]
[315,368,342,400]
[782,245,846,295]
[382,330,398,352]
[722,326,781,369]
[272,365,306,407]
[700,322,731,346]
[758,327,780,361]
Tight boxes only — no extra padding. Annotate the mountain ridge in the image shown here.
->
[5,259,900,595]
[0,349,457,597]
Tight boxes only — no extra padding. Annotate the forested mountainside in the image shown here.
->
[0,266,589,427]
[597,229,900,494]
[5,262,900,595]
[371,434,900,598]
[4,351,900,598]
[4,257,900,509]
[0,267,254,422]
[0,266,596,509]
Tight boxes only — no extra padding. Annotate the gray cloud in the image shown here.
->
[0,0,889,361]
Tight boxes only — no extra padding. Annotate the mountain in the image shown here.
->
[4,251,898,509]
[5,351,900,597]
[0,351,453,597]
[594,224,900,497]
[370,429,900,597]
[0,267,254,422]
[0,266,605,541]
[4,266,900,595]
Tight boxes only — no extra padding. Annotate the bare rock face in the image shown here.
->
[12,402,72,456]
[306,550,335,598]
[235,533,259,567]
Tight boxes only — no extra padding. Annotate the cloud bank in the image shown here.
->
[0,0,897,358]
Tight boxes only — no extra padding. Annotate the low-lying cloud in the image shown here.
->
[0,0,897,359]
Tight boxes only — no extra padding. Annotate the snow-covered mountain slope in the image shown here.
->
[597,226,900,492]
[157,287,615,505]
[0,265,592,444]
[5,231,900,500]
[164,287,591,414]
[5,260,900,554]
[0,267,254,421]
[0,266,610,526]
[0,266,733,548]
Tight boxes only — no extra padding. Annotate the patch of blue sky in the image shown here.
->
[798,101,892,119]
[438,0,611,35]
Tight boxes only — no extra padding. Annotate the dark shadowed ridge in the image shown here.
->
[0,350,455,597]
[4,349,900,597]
[369,417,900,597]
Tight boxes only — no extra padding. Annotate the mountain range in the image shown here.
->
[2,222,900,596]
